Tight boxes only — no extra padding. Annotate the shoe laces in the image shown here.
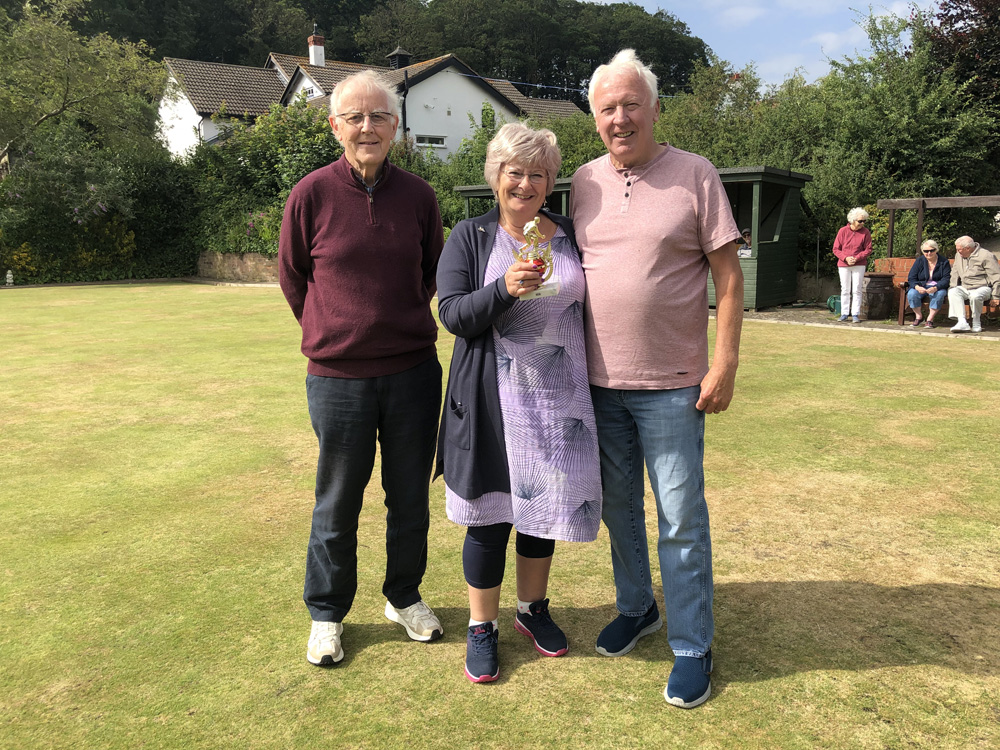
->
[401,600,436,629]
[468,625,497,654]
[312,621,340,646]
[527,600,559,634]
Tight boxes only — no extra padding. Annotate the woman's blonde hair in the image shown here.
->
[484,123,561,197]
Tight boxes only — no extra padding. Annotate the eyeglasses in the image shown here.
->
[503,168,546,185]
[335,111,393,127]
[742,233,752,238]
[922,249,936,254]
[856,219,867,224]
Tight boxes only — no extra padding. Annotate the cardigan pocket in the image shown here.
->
[446,395,470,450]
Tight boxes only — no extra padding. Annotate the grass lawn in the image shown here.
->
[1,283,998,749]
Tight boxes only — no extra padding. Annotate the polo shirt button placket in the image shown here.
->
[621,173,633,212]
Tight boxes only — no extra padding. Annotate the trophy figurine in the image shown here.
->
[512,217,554,286]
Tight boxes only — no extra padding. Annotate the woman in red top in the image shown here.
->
[832,207,873,322]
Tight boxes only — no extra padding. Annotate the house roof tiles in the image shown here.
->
[485,79,584,119]
[167,52,580,123]
[165,58,285,117]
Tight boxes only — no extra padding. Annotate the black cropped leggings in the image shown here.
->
[463,522,555,590]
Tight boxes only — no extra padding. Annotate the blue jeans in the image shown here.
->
[906,287,947,310]
[591,384,712,658]
[303,357,442,622]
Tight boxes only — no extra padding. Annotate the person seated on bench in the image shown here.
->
[948,235,1000,333]
[906,239,950,329]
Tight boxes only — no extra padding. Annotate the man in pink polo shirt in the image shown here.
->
[570,49,744,708]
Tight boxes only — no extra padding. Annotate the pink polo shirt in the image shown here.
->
[570,145,740,390]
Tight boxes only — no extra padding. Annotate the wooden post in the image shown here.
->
[916,200,925,255]
[887,209,895,258]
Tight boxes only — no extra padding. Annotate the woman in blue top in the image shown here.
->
[906,240,951,328]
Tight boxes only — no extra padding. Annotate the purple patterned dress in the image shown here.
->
[445,225,602,542]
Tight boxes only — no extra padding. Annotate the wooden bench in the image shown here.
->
[871,257,1000,326]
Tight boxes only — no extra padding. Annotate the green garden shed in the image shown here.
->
[712,166,812,310]
[456,165,812,311]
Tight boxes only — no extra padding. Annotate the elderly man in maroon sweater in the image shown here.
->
[279,71,445,667]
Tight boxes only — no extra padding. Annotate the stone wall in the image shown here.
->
[795,272,840,305]
[197,252,278,283]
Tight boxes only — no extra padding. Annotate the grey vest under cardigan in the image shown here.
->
[433,206,581,500]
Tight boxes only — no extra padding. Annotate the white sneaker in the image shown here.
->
[307,620,344,666]
[973,324,982,333]
[951,321,971,333]
[385,600,444,642]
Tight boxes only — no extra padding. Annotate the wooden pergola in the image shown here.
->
[876,195,1000,257]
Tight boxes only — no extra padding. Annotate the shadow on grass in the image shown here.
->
[316,583,1000,687]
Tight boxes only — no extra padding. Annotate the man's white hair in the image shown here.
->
[330,70,399,120]
[587,49,659,116]
[955,235,976,250]
[847,207,869,223]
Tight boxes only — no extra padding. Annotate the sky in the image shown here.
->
[631,1,938,86]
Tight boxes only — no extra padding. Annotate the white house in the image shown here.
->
[159,32,582,159]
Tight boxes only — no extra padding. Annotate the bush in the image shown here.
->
[0,117,198,284]
[188,98,341,258]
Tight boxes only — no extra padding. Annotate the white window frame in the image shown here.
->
[415,134,447,149]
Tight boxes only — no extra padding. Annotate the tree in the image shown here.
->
[926,0,1000,174]
[656,57,764,166]
[187,97,342,257]
[355,0,441,65]
[0,1,193,284]
[0,1,165,168]
[927,0,1000,111]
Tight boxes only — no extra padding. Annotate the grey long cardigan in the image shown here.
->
[433,206,581,500]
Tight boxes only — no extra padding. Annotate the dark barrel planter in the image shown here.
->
[862,272,895,321]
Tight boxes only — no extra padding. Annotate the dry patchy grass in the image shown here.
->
[1,285,998,749]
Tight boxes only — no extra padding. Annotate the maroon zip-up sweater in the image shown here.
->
[278,155,444,378]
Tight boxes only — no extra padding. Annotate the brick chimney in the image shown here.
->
[308,24,325,67]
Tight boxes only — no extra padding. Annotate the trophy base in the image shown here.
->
[521,279,560,301]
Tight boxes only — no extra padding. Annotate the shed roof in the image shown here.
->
[717,166,813,182]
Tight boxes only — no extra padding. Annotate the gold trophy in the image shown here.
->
[512,217,554,286]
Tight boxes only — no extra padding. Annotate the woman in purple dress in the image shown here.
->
[435,123,601,683]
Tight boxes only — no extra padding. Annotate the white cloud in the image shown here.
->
[809,25,868,56]
[755,52,817,82]
[877,1,923,17]
[773,0,842,16]
[719,5,768,27]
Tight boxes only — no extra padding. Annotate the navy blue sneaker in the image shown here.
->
[465,622,499,683]
[595,602,662,657]
[664,650,713,708]
[514,599,568,657]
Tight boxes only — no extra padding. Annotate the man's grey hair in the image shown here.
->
[920,239,939,252]
[847,207,869,223]
[587,49,659,116]
[484,122,562,197]
[955,235,976,250]
[329,70,400,120]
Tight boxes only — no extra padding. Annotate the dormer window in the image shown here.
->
[303,87,315,98]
